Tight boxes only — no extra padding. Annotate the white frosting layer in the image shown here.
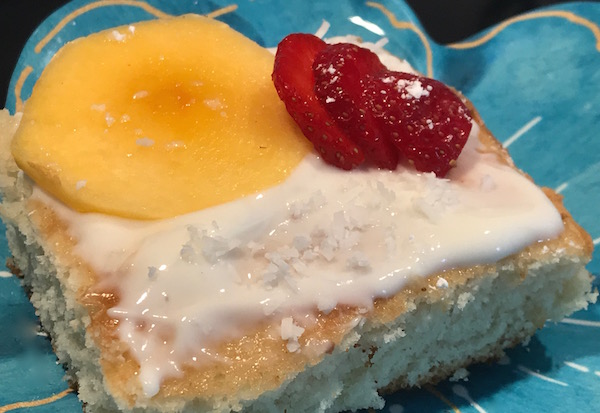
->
[34,122,563,396]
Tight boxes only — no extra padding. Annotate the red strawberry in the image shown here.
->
[272,34,364,169]
[313,43,399,169]
[364,70,472,177]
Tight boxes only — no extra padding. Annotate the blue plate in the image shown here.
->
[2,1,599,411]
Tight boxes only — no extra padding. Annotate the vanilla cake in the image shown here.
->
[0,15,596,413]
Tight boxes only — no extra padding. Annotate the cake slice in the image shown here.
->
[0,15,596,413]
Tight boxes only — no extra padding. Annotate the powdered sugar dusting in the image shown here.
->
[412,173,458,223]
[136,137,155,147]
[203,98,223,110]
[133,90,149,100]
[397,78,431,100]
[165,140,186,150]
[90,103,106,112]
[110,30,127,42]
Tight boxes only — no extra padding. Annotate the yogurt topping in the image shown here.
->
[34,121,563,396]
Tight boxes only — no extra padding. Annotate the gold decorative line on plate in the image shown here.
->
[15,1,238,112]
[366,1,433,77]
[34,1,239,54]
[206,4,238,19]
[449,10,600,51]
[424,384,462,413]
[14,66,33,113]
[0,388,73,413]
[34,0,172,53]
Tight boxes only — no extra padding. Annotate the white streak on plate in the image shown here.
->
[517,365,568,387]
[503,116,542,148]
[564,361,590,373]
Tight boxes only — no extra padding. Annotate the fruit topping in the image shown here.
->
[272,34,364,170]
[272,33,473,177]
[364,71,472,177]
[313,43,398,170]
[12,16,311,220]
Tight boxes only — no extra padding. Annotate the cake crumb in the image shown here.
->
[436,277,449,289]
[456,292,474,309]
[449,367,470,382]
[497,353,511,365]
[35,328,48,338]
[383,327,406,344]
[281,317,305,352]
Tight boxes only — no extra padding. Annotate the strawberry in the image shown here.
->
[364,71,472,177]
[272,34,364,169]
[312,43,399,169]
[272,34,472,177]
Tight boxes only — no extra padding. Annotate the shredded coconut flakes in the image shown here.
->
[280,317,305,352]
[111,30,127,42]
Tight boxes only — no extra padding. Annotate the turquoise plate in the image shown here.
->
[2,0,599,411]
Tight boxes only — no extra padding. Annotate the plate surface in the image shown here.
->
[2,0,599,411]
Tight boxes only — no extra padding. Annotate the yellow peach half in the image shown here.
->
[12,15,310,220]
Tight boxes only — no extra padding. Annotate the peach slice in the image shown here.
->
[12,15,310,220]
